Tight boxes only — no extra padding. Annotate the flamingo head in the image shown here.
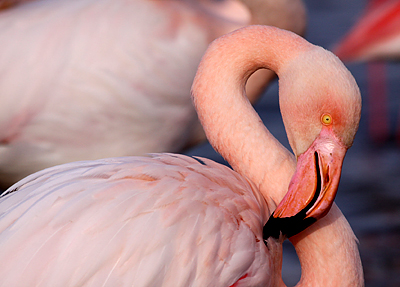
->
[264,46,361,239]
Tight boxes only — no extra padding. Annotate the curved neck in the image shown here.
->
[192,25,363,286]
[192,26,308,206]
[290,204,364,286]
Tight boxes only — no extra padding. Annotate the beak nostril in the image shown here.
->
[308,152,322,210]
[325,165,330,184]
[300,151,322,216]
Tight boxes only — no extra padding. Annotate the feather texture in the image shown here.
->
[0,154,273,286]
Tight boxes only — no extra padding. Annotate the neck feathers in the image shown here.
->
[290,204,364,286]
[192,26,309,205]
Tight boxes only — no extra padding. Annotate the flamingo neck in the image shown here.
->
[289,204,364,286]
[192,25,363,286]
[192,26,308,207]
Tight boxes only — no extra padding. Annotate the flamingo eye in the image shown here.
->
[321,113,332,125]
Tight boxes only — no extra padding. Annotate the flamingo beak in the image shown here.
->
[263,129,347,240]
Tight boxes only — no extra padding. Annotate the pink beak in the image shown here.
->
[264,128,347,239]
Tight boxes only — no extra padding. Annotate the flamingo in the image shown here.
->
[0,25,363,286]
[334,0,400,62]
[0,0,306,189]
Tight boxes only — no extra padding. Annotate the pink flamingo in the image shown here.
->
[0,26,363,286]
[334,0,400,144]
[334,0,400,62]
[0,0,306,188]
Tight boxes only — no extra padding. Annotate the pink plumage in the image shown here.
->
[0,26,363,286]
[0,0,306,189]
[0,154,271,286]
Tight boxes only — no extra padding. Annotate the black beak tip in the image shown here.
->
[263,213,281,241]
[263,151,321,243]
[263,213,317,244]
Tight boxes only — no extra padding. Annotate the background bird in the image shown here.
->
[0,0,306,189]
[334,0,400,62]
[0,25,363,286]
[334,0,400,144]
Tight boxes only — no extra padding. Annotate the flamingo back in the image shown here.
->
[0,154,274,286]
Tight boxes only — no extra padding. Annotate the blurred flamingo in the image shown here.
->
[334,0,400,62]
[0,0,306,189]
[334,0,400,144]
[0,26,363,286]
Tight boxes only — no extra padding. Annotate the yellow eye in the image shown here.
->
[321,113,332,125]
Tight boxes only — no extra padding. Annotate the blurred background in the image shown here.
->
[185,0,400,286]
